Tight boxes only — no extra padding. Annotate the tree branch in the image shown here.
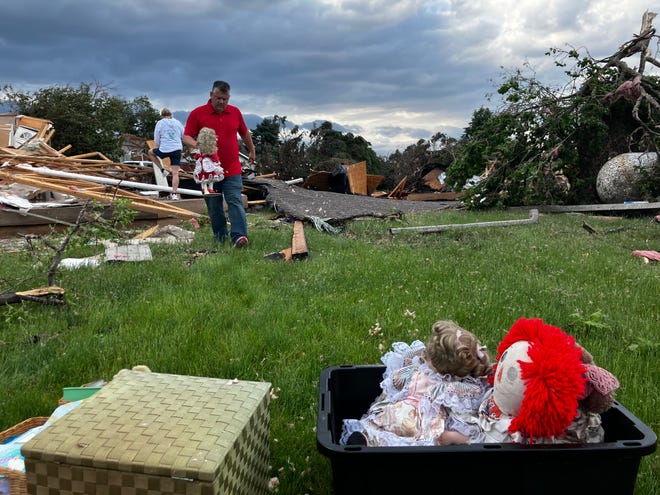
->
[46,201,92,286]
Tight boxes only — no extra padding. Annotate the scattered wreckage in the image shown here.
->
[0,114,207,228]
[0,114,462,230]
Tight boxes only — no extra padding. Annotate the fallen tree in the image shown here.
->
[446,10,660,208]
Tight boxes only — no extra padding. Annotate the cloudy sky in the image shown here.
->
[1,1,657,155]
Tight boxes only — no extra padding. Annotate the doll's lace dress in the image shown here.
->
[340,340,491,446]
[193,155,223,185]
[478,389,605,444]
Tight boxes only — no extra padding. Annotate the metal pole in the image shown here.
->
[14,164,203,197]
[389,209,539,234]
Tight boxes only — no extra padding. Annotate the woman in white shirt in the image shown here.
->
[148,107,184,199]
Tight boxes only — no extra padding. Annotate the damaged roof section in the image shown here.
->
[250,177,459,223]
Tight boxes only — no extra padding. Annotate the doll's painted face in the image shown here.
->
[493,341,530,416]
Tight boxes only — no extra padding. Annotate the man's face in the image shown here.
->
[210,90,230,113]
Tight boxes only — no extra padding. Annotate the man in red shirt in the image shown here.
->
[183,80,256,247]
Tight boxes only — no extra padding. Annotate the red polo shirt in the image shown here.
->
[184,101,248,177]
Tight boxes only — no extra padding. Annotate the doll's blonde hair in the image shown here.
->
[197,127,218,155]
[426,320,492,377]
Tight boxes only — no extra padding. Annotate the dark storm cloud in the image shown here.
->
[1,1,655,155]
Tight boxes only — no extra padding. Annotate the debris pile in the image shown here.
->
[0,114,205,224]
[302,160,464,202]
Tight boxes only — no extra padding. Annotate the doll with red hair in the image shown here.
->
[478,317,619,444]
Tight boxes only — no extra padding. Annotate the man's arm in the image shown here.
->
[182,134,198,149]
[240,130,256,164]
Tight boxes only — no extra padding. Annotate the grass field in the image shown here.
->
[1,208,658,493]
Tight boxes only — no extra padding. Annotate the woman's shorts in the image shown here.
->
[152,148,182,165]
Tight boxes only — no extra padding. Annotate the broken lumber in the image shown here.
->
[292,220,309,260]
[11,164,203,197]
[389,209,539,234]
[264,248,292,262]
[388,177,407,199]
[1,286,65,305]
[0,168,203,221]
[264,221,308,262]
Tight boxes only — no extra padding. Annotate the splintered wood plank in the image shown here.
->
[132,225,160,240]
[291,220,308,260]
[15,286,65,297]
[388,177,407,199]
[67,151,113,161]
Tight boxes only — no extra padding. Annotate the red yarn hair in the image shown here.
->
[494,318,587,439]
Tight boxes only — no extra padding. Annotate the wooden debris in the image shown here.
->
[388,177,408,199]
[67,151,112,161]
[0,114,54,147]
[132,225,160,240]
[421,167,446,191]
[292,220,309,260]
[0,118,204,224]
[264,248,292,262]
[405,192,463,201]
[302,170,331,190]
[367,174,384,195]
[582,221,598,234]
[301,161,383,196]
[15,286,65,297]
[346,161,367,195]
[0,166,201,221]
[1,285,65,306]
[264,220,307,262]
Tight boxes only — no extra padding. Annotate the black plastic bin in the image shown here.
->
[317,365,657,495]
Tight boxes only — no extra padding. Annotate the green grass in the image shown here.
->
[1,209,659,493]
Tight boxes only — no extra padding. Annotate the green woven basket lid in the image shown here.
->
[22,370,271,482]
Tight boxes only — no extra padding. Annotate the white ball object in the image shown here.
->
[596,152,657,203]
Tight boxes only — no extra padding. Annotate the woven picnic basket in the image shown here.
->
[0,416,48,495]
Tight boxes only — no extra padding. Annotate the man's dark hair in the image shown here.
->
[212,80,231,93]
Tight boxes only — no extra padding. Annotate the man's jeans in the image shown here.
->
[204,174,247,244]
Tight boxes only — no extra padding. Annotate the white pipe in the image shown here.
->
[14,164,204,197]
[389,209,539,234]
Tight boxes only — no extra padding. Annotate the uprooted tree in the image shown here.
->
[445,11,660,208]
